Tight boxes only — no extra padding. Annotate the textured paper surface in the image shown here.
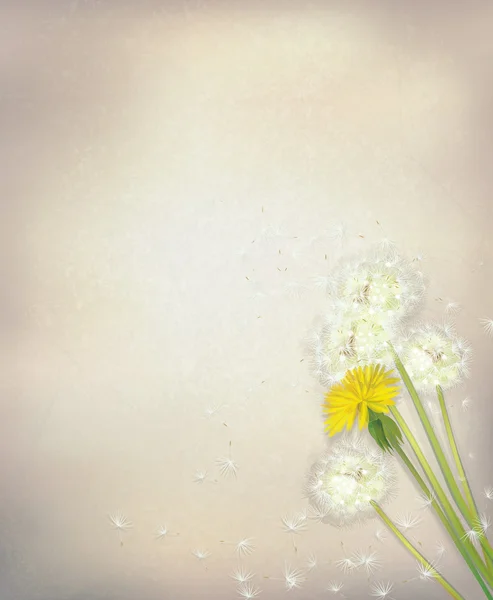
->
[2,2,493,599]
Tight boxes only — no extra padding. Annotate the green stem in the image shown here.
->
[371,500,466,599]
[437,385,493,573]
[395,444,493,599]
[390,405,493,589]
[389,343,493,566]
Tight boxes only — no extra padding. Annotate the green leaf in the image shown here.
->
[379,413,404,451]
[368,418,391,452]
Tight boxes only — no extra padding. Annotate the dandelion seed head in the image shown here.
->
[401,323,471,393]
[305,437,396,527]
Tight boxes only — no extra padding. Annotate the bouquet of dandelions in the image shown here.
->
[305,246,493,599]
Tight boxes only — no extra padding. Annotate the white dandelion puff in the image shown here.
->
[484,486,493,500]
[283,564,306,591]
[462,528,483,547]
[312,275,331,291]
[192,548,211,560]
[480,318,493,336]
[230,567,255,584]
[327,580,344,593]
[237,582,261,599]
[395,512,422,531]
[401,323,471,394]
[305,437,397,528]
[461,397,472,411]
[370,581,395,599]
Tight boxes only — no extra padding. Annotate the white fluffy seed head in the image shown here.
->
[309,314,395,385]
[304,437,397,528]
[309,248,424,385]
[325,248,425,326]
[400,322,471,394]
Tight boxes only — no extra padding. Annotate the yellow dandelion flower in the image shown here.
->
[323,364,400,437]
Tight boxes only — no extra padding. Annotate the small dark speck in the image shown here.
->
[278,249,281,254]
[300,359,304,363]
[261,380,266,384]
[222,422,228,427]
[358,234,365,238]
[435,297,443,302]
[376,220,380,225]
[257,315,262,319]
[245,276,250,281]
[262,206,264,212]
[324,254,327,260]
[277,267,282,271]
[305,390,309,393]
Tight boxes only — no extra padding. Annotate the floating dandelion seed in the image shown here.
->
[416,560,438,581]
[312,275,330,291]
[230,567,255,584]
[435,541,446,557]
[370,581,395,599]
[108,512,132,545]
[285,281,309,299]
[375,529,387,543]
[281,512,308,535]
[306,552,317,571]
[203,404,225,419]
[395,513,422,531]
[193,470,208,484]
[473,514,492,536]
[445,301,461,315]
[334,557,355,574]
[461,397,471,411]
[327,580,344,593]
[155,524,179,540]
[192,548,211,560]
[237,582,261,599]
[221,538,255,557]
[361,550,382,575]
[282,564,306,591]
[480,318,493,336]
[328,223,347,245]
[216,441,238,478]
[417,490,436,510]
[484,486,493,500]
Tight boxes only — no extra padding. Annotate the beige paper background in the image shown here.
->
[2,1,493,599]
